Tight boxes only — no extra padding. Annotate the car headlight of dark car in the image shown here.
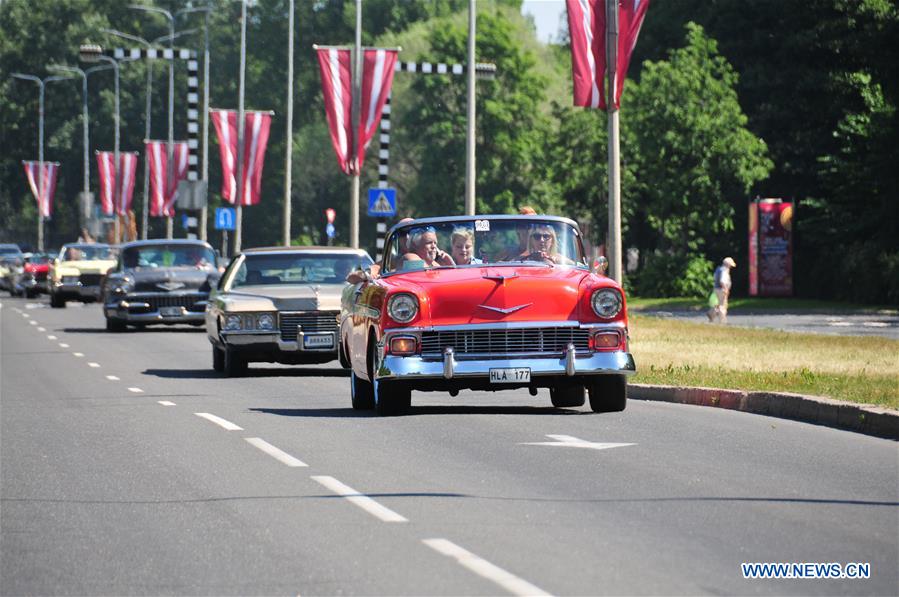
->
[387,293,419,324]
[591,288,622,319]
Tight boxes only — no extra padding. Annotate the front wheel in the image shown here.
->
[222,347,247,377]
[587,375,627,413]
[105,317,127,332]
[373,377,411,416]
[212,345,225,372]
[550,385,585,408]
[350,370,374,410]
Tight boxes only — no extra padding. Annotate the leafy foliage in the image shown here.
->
[632,252,713,298]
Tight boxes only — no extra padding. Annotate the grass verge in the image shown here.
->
[629,314,899,409]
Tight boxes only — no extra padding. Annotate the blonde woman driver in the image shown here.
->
[520,224,574,265]
[450,226,482,265]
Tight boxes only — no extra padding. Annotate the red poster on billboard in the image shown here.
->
[753,200,793,296]
[748,203,759,296]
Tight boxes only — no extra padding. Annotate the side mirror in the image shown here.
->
[592,256,608,275]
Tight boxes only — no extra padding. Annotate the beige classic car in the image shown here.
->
[206,246,374,376]
[49,243,117,308]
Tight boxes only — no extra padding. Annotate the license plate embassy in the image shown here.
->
[303,333,334,348]
[489,367,531,383]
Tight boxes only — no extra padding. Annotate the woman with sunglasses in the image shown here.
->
[520,224,574,265]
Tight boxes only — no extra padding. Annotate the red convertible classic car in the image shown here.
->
[339,215,636,415]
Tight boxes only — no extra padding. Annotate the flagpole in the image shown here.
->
[283,0,294,246]
[348,0,362,249]
[234,0,247,253]
[606,0,622,283]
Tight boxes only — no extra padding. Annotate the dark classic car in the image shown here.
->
[102,239,219,332]
[206,246,373,376]
[340,215,636,415]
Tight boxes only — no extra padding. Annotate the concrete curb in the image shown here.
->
[630,384,899,441]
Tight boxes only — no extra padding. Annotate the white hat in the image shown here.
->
[723,257,736,268]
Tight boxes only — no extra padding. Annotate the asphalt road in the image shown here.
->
[638,309,899,339]
[2,297,897,596]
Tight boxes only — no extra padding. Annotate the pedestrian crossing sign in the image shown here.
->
[367,188,397,217]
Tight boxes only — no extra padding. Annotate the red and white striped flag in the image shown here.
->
[22,161,59,217]
[566,0,650,110]
[117,152,139,216]
[96,151,116,215]
[210,109,273,206]
[145,141,189,217]
[315,48,398,175]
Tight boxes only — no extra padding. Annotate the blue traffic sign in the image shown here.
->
[367,188,397,217]
[214,207,236,231]
[325,223,336,238]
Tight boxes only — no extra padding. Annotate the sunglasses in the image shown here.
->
[531,232,553,240]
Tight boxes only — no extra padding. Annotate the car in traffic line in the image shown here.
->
[0,243,24,295]
[49,243,117,308]
[20,252,52,298]
[206,246,374,376]
[102,239,219,332]
[340,215,636,415]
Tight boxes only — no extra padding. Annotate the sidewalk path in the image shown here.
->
[638,310,899,340]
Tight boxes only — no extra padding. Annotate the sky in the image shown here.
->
[520,0,567,44]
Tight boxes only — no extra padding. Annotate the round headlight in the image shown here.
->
[387,293,419,324]
[224,314,242,331]
[591,288,622,318]
[257,313,275,331]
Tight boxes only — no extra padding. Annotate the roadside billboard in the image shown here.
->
[749,199,793,296]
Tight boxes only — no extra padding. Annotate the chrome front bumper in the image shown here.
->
[220,330,337,353]
[377,348,636,381]
[105,300,206,324]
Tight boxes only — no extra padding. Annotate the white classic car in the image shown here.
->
[206,246,374,376]
[48,243,117,308]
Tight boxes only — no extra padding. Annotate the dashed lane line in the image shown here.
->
[311,476,408,523]
[106,375,120,381]
[245,438,308,467]
[128,387,144,394]
[47,335,57,340]
[28,320,37,326]
[73,352,84,358]
[58,343,69,348]
[194,412,243,431]
[88,362,100,368]
[422,538,551,597]
[37,326,45,331]
[158,401,176,406]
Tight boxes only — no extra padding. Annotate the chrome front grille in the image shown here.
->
[79,273,103,286]
[279,311,339,342]
[420,327,590,357]
[128,292,207,311]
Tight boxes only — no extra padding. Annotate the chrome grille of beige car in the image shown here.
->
[420,327,591,357]
[279,311,340,342]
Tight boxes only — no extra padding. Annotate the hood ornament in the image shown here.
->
[478,303,532,315]
[157,281,185,291]
[483,273,519,283]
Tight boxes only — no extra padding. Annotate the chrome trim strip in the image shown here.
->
[386,320,626,334]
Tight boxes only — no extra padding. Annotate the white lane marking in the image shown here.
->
[863,321,889,328]
[37,326,45,331]
[828,321,853,327]
[521,434,635,451]
[158,400,176,406]
[58,343,69,348]
[422,538,551,597]
[47,335,57,340]
[194,412,243,431]
[106,375,120,381]
[88,362,100,368]
[73,352,84,358]
[127,387,144,393]
[245,438,308,467]
[28,320,37,325]
[311,475,407,523]
[21,313,29,318]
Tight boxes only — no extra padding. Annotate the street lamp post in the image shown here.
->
[79,44,121,244]
[47,63,113,236]
[283,0,294,246]
[465,0,477,216]
[100,28,195,240]
[234,0,247,253]
[11,72,73,251]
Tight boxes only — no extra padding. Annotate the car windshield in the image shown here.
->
[121,244,215,270]
[60,245,115,261]
[382,218,587,274]
[230,253,373,288]
[26,254,50,264]
[0,246,22,258]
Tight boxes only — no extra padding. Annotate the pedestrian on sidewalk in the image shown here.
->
[708,257,736,323]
